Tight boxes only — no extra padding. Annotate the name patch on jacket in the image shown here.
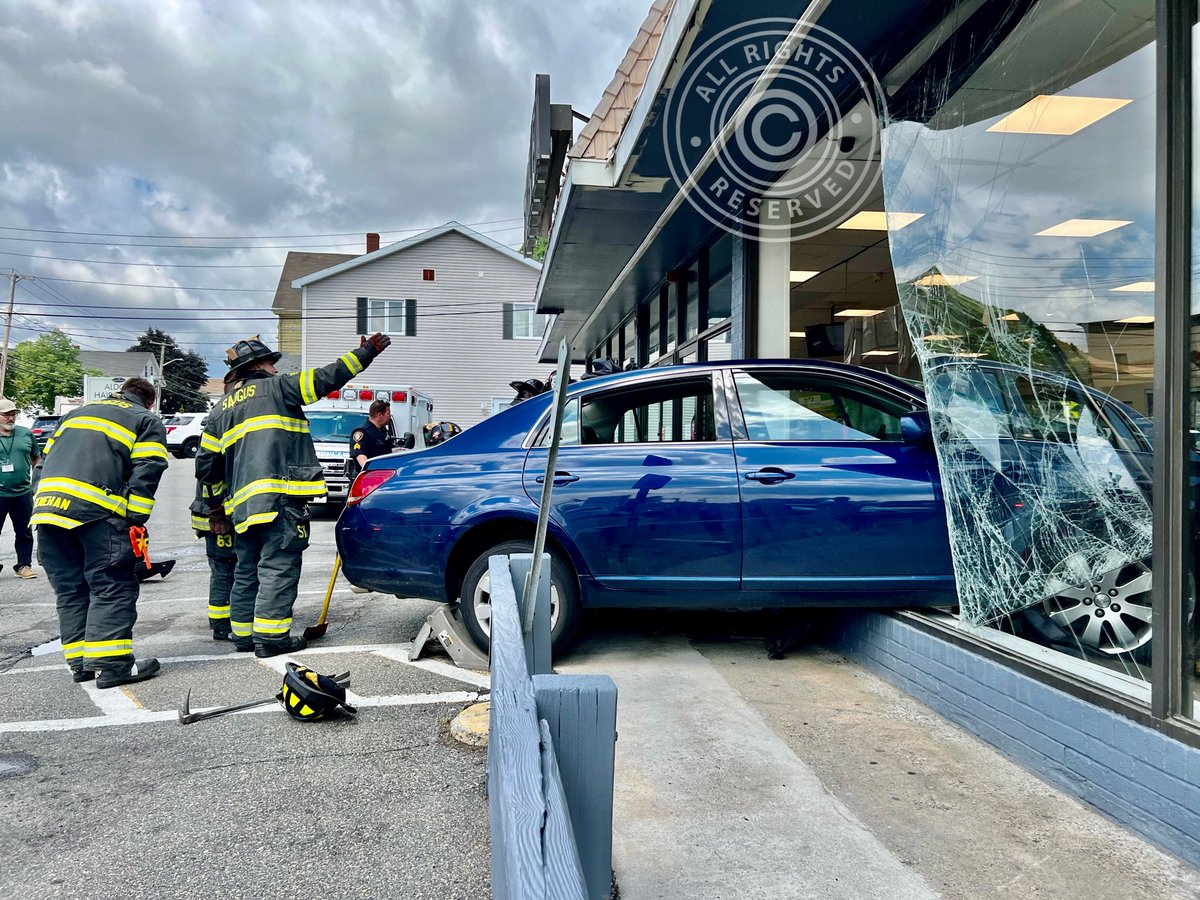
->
[221,384,258,412]
[36,496,72,510]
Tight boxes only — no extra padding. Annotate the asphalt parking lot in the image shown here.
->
[0,460,491,900]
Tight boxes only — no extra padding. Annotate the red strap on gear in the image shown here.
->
[129,525,151,568]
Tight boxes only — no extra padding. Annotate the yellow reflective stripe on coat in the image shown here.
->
[36,478,128,515]
[43,437,55,454]
[127,494,155,516]
[340,351,363,375]
[299,369,318,405]
[235,511,279,533]
[131,441,169,460]
[62,640,85,660]
[31,511,83,529]
[220,415,310,452]
[83,639,133,658]
[253,616,292,635]
[58,416,137,449]
[200,432,221,452]
[226,477,325,512]
[208,605,231,618]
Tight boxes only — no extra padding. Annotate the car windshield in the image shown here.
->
[307,411,365,443]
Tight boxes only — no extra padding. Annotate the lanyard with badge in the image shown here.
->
[0,433,15,474]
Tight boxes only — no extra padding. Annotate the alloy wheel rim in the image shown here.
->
[473,569,561,637]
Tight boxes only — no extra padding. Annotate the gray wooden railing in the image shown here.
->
[487,554,617,900]
[488,339,618,900]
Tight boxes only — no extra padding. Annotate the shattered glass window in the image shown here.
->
[879,0,1158,678]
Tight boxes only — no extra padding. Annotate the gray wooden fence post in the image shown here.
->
[534,674,617,900]
[508,552,551,676]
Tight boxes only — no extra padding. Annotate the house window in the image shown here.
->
[506,303,548,340]
[367,298,415,336]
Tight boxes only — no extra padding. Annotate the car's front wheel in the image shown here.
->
[182,437,200,458]
[458,539,581,655]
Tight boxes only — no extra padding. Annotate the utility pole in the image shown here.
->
[154,341,166,412]
[0,271,24,398]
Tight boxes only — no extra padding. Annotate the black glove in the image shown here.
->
[360,332,392,354]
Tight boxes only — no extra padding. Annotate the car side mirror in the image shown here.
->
[400,432,416,450]
[900,411,933,446]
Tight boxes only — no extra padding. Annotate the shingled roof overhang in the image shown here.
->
[534,0,963,362]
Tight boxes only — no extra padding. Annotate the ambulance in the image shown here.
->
[304,383,435,504]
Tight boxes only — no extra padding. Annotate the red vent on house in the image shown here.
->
[366,233,380,253]
[422,269,435,281]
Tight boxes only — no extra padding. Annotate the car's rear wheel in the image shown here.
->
[458,539,581,655]
[182,437,200,458]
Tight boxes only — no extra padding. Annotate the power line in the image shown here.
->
[0,217,523,240]
[0,223,527,251]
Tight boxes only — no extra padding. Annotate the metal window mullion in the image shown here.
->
[1151,0,1192,720]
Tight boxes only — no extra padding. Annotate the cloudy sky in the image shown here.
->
[0,0,648,374]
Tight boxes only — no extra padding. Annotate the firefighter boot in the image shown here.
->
[254,635,307,659]
[96,658,161,690]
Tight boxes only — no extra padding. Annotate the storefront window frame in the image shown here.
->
[1153,0,1194,722]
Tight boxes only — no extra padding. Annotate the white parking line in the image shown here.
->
[80,680,141,714]
[0,690,480,734]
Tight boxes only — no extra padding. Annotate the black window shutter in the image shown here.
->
[503,303,514,340]
[406,299,417,336]
[356,297,368,334]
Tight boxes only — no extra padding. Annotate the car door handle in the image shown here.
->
[744,467,795,485]
[535,471,580,485]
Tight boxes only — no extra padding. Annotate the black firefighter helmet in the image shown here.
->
[224,335,282,384]
[423,421,462,447]
[276,662,357,721]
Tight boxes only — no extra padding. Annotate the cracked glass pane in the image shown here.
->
[880,0,1157,675]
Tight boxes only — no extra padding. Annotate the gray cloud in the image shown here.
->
[0,0,648,368]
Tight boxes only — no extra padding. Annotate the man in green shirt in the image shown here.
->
[0,398,40,578]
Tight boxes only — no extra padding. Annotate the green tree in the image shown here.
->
[531,234,548,262]
[126,328,209,414]
[6,330,87,412]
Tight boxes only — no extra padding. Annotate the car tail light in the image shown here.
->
[359,389,373,400]
[392,391,407,402]
[347,469,395,504]
[326,390,340,400]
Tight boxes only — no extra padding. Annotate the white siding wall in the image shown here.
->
[301,231,545,428]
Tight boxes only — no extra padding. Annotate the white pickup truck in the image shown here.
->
[305,383,434,504]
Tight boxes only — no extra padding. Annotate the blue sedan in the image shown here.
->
[335,359,1154,654]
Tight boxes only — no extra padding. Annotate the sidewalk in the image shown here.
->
[561,631,1200,900]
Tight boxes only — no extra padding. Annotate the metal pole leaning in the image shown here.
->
[522,338,571,638]
[0,271,19,397]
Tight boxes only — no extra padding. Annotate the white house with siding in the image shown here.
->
[290,223,548,428]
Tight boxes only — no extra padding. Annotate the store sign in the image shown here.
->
[83,375,134,403]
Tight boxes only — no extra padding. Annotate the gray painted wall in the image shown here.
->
[826,611,1200,868]
[301,232,547,427]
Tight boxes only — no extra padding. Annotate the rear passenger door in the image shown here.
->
[523,373,743,594]
[729,367,954,596]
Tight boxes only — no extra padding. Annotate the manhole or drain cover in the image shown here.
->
[0,753,38,779]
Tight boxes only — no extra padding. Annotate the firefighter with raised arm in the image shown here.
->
[32,377,169,688]
[195,333,391,657]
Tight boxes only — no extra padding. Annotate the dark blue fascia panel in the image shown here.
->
[539,0,962,354]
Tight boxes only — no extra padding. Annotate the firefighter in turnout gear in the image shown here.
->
[193,479,236,639]
[33,377,168,689]
[195,333,391,657]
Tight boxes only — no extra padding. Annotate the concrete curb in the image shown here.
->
[450,701,489,747]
